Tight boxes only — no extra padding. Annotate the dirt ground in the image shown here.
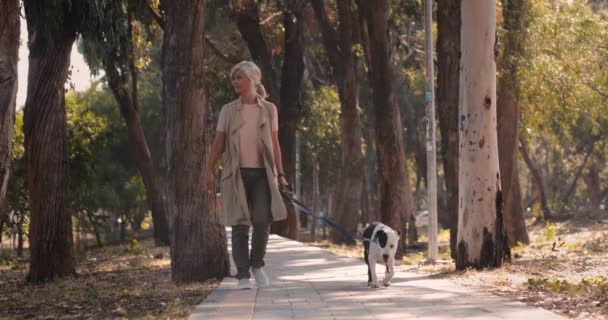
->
[1,214,606,319]
[306,214,608,320]
[0,239,217,319]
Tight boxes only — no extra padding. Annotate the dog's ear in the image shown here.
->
[375,230,388,248]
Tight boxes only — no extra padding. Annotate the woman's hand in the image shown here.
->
[204,170,214,194]
[278,174,289,190]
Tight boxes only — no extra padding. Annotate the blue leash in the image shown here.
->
[280,190,369,243]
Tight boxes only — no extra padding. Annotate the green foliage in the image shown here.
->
[521,0,608,140]
[23,0,125,54]
[528,276,608,295]
[300,87,342,189]
[544,222,557,240]
[123,239,144,255]
[528,277,575,292]
[518,0,608,212]
[7,113,28,225]
[0,249,17,266]
[8,76,158,243]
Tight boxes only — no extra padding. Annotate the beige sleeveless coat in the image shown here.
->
[219,98,288,226]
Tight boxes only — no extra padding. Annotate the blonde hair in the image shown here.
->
[230,61,269,99]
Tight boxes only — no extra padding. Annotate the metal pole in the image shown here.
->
[424,0,439,261]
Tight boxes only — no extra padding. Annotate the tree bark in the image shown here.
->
[236,0,304,240]
[519,137,553,220]
[436,0,461,258]
[16,212,24,258]
[269,0,307,241]
[497,0,529,245]
[586,159,601,212]
[561,141,595,207]
[305,142,320,242]
[312,0,363,245]
[23,24,77,283]
[359,0,411,259]
[235,1,280,103]
[162,0,229,283]
[278,0,306,180]
[106,65,171,246]
[456,0,507,270]
[86,211,103,249]
[0,0,19,217]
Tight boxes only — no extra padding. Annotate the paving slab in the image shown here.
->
[188,228,565,320]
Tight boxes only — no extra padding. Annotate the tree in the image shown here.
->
[22,0,79,282]
[311,0,363,244]
[80,1,171,245]
[359,0,412,258]
[518,0,608,217]
[497,0,530,245]
[234,0,306,240]
[7,112,27,257]
[235,0,280,103]
[161,0,229,283]
[0,0,20,230]
[436,0,461,257]
[273,0,307,240]
[456,0,507,270]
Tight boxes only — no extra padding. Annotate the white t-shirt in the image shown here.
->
[216,103,279,168]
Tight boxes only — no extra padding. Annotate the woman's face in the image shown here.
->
[232,69,252,96]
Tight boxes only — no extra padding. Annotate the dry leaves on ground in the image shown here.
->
[305,216,608,320]
[0,239,217,319]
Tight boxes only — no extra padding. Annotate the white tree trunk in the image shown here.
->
[456,0,506,269]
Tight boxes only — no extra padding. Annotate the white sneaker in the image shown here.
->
[237,278,252,289]
[252,267,270,288]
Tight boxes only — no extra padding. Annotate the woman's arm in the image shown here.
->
[271,131,288,186]
[205,131,226,179]
[271,131,284,175]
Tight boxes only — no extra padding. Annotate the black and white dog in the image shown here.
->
[362,222,400,288]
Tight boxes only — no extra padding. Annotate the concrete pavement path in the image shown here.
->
[188,229,565,320]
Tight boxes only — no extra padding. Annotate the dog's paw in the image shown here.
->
[382,280,391,287]
[370,282,380,288]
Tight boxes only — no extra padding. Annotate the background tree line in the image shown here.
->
[0,0,607,283]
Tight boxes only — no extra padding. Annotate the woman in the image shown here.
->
[205,61,289,289]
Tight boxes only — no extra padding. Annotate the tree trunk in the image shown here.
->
[561,141,595,207]
[162,0,229,283]
[120,214,127,243]
[106,66,171,246]
[360,179,369,225]
[17,213,24,258]
[278,0,306,180]
[519,138,553,220]
[305,143,320,242]
[87,211,103,249]
[359,0,411,259]
[24,21,76,282]
[270,0,307,241]
[0,0,19,216]
[437,175,448,228]
[497,0,529,245]
[236,0,304,240]
[436,0,461,259]
[312,0,363,245]
[585,159,601,212]
[235,1,280,103]
[456,0,507,270]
